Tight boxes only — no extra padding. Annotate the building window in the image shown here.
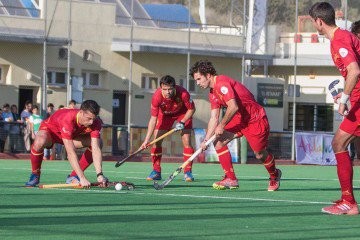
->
[82,72,100,88]
[141,75,159,90]
[47,70,66,85]
[288,103,333,132]
[179,78,197,93]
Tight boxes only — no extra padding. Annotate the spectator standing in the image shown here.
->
[44,103,55,160]
[20,101,33,153]
[9,104,22,153]
[68,99,77,109]
[1,103,14,152]
[29,105,43,140]
[0,108,4,152]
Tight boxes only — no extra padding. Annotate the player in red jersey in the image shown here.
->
[309,2,360,215]
[140,75,196,181]
[190,60,282,191]
[25,100,108,187]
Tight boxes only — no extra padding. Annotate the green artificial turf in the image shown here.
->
[1,159,360,240]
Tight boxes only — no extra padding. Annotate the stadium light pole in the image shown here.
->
[66,0,72,104]
[291,0,299,161]
[186,0,191,91]
[41,0,48,116]
[127,0,134,150]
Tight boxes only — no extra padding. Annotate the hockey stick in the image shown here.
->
[39,181,135,190]
[328,79,340,98]
[115,128,178,167]
[153,135,216,190]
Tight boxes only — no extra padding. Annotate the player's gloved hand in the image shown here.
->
[175,121,185,131]
[97,173,109,188]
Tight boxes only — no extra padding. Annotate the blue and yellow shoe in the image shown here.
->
[146,170,162,181]
[66,175,80,184]
[184,171,195,182]
[25,173,40,187]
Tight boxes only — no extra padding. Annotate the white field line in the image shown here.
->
[2,167,357,182]
[50,188,331,205]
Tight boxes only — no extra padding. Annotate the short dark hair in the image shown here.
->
[69,99,77,105]
[2,103,10,108]
[159,75,176,87]
[80,100,100,116]
[47,103,54,108]
[24,100,32,107]
[32,105,39,110]
[309,2,336,26]
[351,20,360,35]
[189,60,217,77]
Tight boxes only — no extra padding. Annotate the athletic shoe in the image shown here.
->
[25,173,40,187]
[322,199,359,215]
[212,176,239,190]
[184,171,195,182]
[66,175,80,184]
[146,170,162,181]
[268,168,282,191]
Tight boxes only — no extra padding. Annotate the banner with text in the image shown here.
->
[295,132,336,165]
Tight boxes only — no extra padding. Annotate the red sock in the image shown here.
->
[70,148,93,177]
[216,145,236,180]
[335,151,355,203]
[183,147,194,173]
[151,147,162,172]
[263,153,277,178]
[30,145,44,175]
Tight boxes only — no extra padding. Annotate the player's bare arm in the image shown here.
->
[90,137,106,183]
[339,62,360,115]
[63,138,90,187]
[141,115,157,149]
[180,108,195,124]
[215,99,238,136]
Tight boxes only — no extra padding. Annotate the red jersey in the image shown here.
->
[209,75,266,126]
[40,108,102,140]
[151,85,195,116]
[331,28,360,101]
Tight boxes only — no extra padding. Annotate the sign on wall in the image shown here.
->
[257,83,284,108]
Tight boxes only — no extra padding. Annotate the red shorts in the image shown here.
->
[156,112,192,130]
[339,101,360,136]
[225,115,270,152]
[39,124,64,148]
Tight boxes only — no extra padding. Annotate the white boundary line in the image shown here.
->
[51,188,331,205]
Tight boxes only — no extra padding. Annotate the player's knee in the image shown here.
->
[254,150,267,161]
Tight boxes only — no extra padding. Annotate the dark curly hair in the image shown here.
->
[189,60,217,77]
[351,20,360,36]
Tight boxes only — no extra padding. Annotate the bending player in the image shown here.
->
[140,75,196,181]
[190,60,282,191]
[309,2,360,215]
[25,100,108,187]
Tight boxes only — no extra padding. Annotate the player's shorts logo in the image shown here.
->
[339,48,348,58]
[220,86,229,95]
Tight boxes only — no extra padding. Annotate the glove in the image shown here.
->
[175,121,185,131]
[97,173,109,188]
